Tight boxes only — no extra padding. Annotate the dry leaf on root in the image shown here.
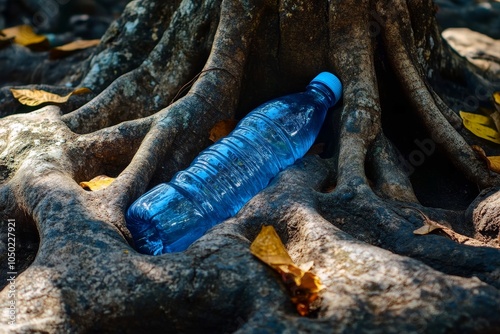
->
[471,145,500,174]
[409,207,499,248]
[459,92,500,144]
[250,225,323,316]
[0,25,49,50]
[493,91,500,107]
[209,119,238,142]
[459,111,500,144]
[49,39,100,59]
[413,223,444,235]
[79,175,115,191]
[10,87,91,106]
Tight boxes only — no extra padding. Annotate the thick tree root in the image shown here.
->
[1,0,500,332]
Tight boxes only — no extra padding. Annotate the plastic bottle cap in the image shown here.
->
[311,72,342,104]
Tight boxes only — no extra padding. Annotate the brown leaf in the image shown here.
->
[10,87,91,106]
[413,223,443,235]
[486,156,500,174]
[459,111,500,144]
[209,119,238,142]
[49,39,100,59]
[250,225,323,316]
[494,91,500,107]
[410,207,449,235]
[471,145,492,170]
[0,25,49,51]
[471,145,500,174]
[79,175,115,191]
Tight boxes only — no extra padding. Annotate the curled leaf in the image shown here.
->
[410,208,450,235]
[0,25,49,50]
[79,175,115,191]
[10,87,91,106]
[250,225,323,316]
[494,91,500,106]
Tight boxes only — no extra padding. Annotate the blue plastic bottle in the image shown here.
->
[126,72,342,255]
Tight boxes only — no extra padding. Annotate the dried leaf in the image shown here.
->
[49,39,100,59]
[471,145,492,169]
[409,207,448,235]
[413,223,443,235]
[0,25,49,50]
[79,175,115,191]
[459,111,493,125]
[494,91,500,107]
[250,225,323,316]
[471,145,500,174]
[459,111,500,144]
[10,87,91,106]
[486,156,500,174]
[250,225,294,266]
[490,111,500,132]
[209,119,238,142]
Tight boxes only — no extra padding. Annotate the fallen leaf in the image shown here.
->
[209,119,238,142]
[407,207,449,235]
[471,145,492,170]
[250,225,323,316]
[486,156,500,174]
[0,25,49,50]
[459,111,500,144]
[79,175,115,191]
[10,87,91,106]
[49,39,100,59]
[471,145,500,174]
[413,223,443,235]
[407,207,499,248]
[494,91,500,106]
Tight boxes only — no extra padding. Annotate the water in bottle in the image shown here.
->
[126,72,342,255]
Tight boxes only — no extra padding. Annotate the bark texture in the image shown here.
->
[1,0,500,332]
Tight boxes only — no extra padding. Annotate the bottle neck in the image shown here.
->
[307,82,337,109]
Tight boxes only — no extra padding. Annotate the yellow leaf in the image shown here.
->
[250,225,323,316]
[49,39,100,59]
[490,93,500,130]
[250,225,294,266]
[79,175,115,191]
[413,224,442,235]
[460,111,500,144]
[209,119,238,142]
[493,92,500,106]
[486,156,500,174]
[459,111,493,125]
[10,87,91,106]
[0,25,49,50]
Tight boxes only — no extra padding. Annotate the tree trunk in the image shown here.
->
[1,0,500,332]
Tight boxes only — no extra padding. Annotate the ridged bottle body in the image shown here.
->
[126,82,338,255]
